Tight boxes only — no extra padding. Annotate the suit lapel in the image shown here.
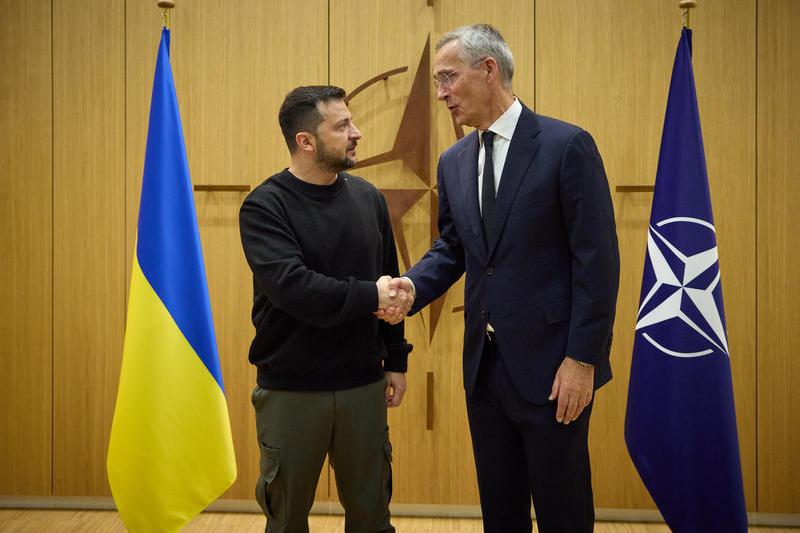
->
[486,107,542,259]
[457,131,487,255]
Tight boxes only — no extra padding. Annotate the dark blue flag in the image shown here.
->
[624,28,747,533]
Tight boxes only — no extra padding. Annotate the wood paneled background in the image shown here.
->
[0,0,52,497]
[756,0,800,513]
[1,0,798,517]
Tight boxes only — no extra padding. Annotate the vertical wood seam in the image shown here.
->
[50,0,55,498]
[532,0,536,112]
[754,0,759,512]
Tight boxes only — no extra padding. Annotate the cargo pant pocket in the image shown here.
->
[383,428,393,505]
[256,443,286,528]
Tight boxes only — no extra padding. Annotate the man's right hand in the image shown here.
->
[375,276,414,324]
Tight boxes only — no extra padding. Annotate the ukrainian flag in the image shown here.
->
[107,28,237,532]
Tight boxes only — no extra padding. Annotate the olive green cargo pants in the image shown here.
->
[252,378,394,533]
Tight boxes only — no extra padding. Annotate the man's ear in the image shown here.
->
[484,56,501,85]
[295,132,315,153]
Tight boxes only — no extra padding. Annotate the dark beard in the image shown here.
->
[315,138,356,172]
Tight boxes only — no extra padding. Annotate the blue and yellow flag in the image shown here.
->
[107,28,236,532]
[624,28,746,532]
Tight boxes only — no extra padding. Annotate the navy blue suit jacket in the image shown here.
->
[406,105,620,404]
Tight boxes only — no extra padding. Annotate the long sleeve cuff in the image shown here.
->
[354,279,380,314]
[383,340,413,373]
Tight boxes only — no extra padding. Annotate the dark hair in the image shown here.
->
[278,86,347,153]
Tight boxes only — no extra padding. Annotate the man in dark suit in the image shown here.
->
[380,24,619,532]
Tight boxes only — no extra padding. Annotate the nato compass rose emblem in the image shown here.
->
[635,217,729,358]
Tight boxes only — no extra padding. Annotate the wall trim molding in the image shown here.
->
[0,496,798,526]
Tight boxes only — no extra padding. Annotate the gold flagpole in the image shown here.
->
[158,0,175,29]
[679,0,698,29]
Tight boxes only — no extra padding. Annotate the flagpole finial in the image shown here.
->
[158,1,175,29]
[679,1,697,29]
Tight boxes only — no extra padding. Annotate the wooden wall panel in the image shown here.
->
[331,0,440,506]
[0,0,795,518]
[536,0,757,510]
[0,0,53,496]
[757,0,800,514]
[330,0,534,505]
[125,0,330,501]
[52,0,126,496]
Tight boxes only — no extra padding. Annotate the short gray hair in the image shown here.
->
[436,24,514,89]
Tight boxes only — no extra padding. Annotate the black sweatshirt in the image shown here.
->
[239,169,412,391]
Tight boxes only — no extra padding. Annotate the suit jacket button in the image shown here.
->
[480,310,487,319]
[486,267,495,275]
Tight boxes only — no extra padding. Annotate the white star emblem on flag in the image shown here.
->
[635,217,729,358]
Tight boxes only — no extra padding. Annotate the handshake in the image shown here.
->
[374,276,415,325]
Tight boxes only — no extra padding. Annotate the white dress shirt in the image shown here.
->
[478,98,523,215]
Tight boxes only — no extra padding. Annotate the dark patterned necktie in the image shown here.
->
[481,130,496,239]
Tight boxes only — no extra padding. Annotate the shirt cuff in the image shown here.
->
[402,276,417,297]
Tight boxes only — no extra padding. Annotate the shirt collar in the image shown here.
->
[486,98,522,142]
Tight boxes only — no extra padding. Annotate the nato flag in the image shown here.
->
[624,28,747,533]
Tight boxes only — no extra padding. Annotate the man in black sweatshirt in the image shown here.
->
[239,86,413,533]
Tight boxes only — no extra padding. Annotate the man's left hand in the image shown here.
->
[385,371,407,407]
[548,356,594,424]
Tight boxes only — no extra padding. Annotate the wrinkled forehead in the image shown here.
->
[433,41,465,75]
